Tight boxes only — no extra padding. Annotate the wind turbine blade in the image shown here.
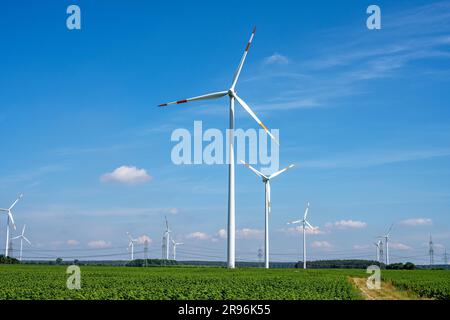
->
[158,91,228,107]
[231,26,256,90]
[304,202,310,219]
[268,164,295,179]
[23,237,31,245]
[22,225,26,236]
[305,221,314,229]
[0,208,8,212]
[7,211,16,229]
[165,215,169,230]
[239,160,267,179]
[11,236,21,240]
[178,243,184,246]
[287,220,302,224]
[386,223,394,236]
[9,194,23,210]
[233,93,279,145]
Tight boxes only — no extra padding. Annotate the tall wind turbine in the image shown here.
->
[378,224,394,265]
[287,202,315,269]
[11,225,31,261]
[0,194,23,257]
[158,27,278,269]
[241,160,294,269]
[126,232,138,261]
[164,216,171,260]
[171,239,183,260]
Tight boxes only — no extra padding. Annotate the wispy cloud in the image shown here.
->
[400,218,433,226]
[87,240,111,248]
[245,1,450,113]
[390,242,412,251]
[311,241,332,249]
[263,53,289,65]
[326,220,367,229]
[301,148,450,169]
[0,165,66,186]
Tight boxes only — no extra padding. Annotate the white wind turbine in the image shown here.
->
[11,225,31,261]
[0,194,23,257]
[163,216,171,260]
[378,224,394,265]
[287,202,315,269]
[374,240,382,263]
[240,160,294,269]
[171,239,183,260]
[158,27,278,269]
[126,232,138,261]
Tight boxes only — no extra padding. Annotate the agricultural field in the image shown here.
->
[382,270,450,300]
[0,265,448,300]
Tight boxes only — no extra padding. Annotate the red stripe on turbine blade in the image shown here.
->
[158,103,168,107]
[245,42,251,52]
[176,99,188,104]
[252,26,256,33]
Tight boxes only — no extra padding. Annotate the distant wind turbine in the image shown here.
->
[240,160,294,269]
[378,224,394,265]
[163,216,171,260]
[0,194,23,257]
[171,240,183,260]
[287,202,315,269]
[126,232,138,261]
[158,27,278,268]
[11,225,31,261]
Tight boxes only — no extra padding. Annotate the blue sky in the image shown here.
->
[1,0,450,264]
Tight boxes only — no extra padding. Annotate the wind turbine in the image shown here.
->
[11,225,31,261]
[240,160,294,269]
[0,194,23,257]
[158,27,278,269]
[287,202,315,269]
[171,239,183,260]
[374,240,382,263]
[163,216,171,260]
[378,224,394,265]
[126,232,138,261]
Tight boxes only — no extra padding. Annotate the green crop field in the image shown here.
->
[0,265,449,300]
[381,270,450,300]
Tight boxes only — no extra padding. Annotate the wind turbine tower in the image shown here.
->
[287,202,315,269]
[158,27,278,268]
[0,194,23,257]
[241,160,294,269]
[11,225,31,261]
[429,234,434,267]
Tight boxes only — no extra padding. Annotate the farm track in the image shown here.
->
[350,277,417,300]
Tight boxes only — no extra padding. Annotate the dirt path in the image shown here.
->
[350,277,417,300]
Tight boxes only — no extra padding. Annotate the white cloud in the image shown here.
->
[236,228,263,240]
[186,232,211,241]
[353,244,371,250]
[311,241,332,249]
[168,208,179,215]
[136,235,152,245]
[87,240,111,248]
[100,166,151,185]
[326,220,367,229]
[285,226,324,235]
[390,242,412,250]
[264,53,289,65]
[67,240,79,246]
[400,218,432,226]
[217,229,227,239]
